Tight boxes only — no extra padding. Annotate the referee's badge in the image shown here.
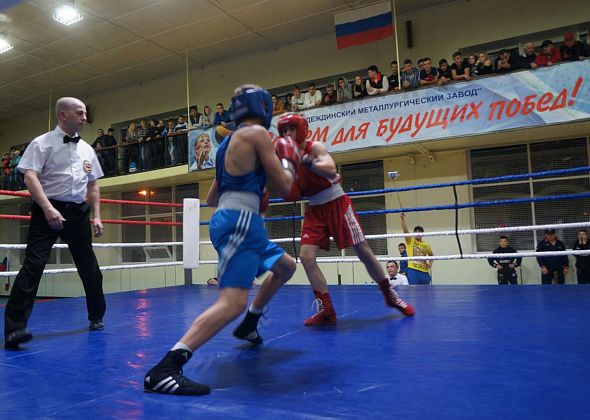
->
[83,160,92,173]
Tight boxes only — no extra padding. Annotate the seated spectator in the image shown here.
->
[284,93,293,112]
[174,115,189,165]
[467,54,478,77]
[188,105,201,127]
[560,32,585,61]
[386,260,409,288]
[366,65,389,96]
[401,59,419,90]
[214,103,231,126]
[438,59,452,85]
[573,229,590,284]
[322,83,337,106]
[189,132,214,171]
[272,94,285,116]
[388,60,399,91]
[336,77,352,102]
[291,85,305,111]
[451,51,471,81]
[476,52,494,75]
[495,49,521,73]
[521,42,538,69]
[418,57,439,86]
[535,40,561,67]
[352,75,367,98]
[198,105,214,128]
[303,83,322,109]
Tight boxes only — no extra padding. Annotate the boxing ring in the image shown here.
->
[1,167,590,418]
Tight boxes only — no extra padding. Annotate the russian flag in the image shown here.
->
[334,2,393,50]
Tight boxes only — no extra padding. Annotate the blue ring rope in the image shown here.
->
[200,166,590,207]
[199,192,590,225]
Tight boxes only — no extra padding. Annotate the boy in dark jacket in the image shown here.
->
[488,236,521,284]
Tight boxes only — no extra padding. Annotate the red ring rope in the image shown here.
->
[0,190,184,208]
[0,214,181,226]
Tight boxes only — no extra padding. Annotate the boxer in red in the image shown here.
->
[279,113,414,326]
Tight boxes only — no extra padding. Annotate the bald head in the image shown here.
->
[55,97,85,118]
[56,97,87,136]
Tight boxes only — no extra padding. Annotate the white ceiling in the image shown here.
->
[0,0,456,121]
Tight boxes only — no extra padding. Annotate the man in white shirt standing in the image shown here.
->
[4,97,106,349]
[303,82,322,109]
[386,260,409,288]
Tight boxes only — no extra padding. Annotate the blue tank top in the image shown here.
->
[215,133,266,198]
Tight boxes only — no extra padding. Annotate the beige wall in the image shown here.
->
[1,0,589,296]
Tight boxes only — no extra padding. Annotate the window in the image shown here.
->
[120,184,199,262]
[470,138,589,251]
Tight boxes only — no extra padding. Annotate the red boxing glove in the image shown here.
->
[259,187,270,213]
[274,137,301,177]
[285,178,301,202]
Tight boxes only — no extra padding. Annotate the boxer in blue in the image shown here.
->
[144,85,300,396]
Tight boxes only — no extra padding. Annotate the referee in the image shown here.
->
[4,97,106,349]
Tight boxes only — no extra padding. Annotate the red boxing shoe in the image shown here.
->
[378,279,415,317]
[304,290,337,326]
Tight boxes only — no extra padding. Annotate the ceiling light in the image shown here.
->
[0,36,13,54]
[53,3,83,26]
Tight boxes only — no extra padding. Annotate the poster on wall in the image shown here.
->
[187,125,233,172]
[268,60,590,153]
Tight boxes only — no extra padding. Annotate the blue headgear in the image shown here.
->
[229,87,273,129]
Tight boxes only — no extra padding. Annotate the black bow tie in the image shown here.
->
[63,135,80,144]
[391,276,397,280]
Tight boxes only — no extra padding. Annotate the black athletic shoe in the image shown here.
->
[233,310,263,345]
[144,349,210,396]
[89,320,104,331]
[5,328,33,349]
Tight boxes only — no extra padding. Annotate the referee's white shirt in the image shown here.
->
[17,125,104,203]
[388,273,409,288]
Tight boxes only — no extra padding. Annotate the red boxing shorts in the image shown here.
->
[300,194,365,251]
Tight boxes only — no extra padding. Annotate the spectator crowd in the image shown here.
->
[2,31,589,186]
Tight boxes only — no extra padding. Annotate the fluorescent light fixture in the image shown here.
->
[53,3,83,26]
[0,35,13,54]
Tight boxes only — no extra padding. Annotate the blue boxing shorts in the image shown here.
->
[209,208,285,289]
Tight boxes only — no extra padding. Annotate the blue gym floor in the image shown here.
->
[1,284,589,419]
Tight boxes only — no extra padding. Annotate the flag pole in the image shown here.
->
[391,0,401,90]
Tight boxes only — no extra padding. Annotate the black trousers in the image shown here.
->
[497,268,518,285]
[4,200,106,336]
[577,269,590,284]
[541,269,565,285]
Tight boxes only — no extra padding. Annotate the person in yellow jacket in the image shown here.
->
[400,213,434,284]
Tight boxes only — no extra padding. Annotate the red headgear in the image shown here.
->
[277,113,308,144]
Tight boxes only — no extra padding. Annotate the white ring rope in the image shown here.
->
[1,250,588,277]
[1,222,588,249]
[1,221,589,277]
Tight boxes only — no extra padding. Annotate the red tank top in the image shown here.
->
[298,141,341,197]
